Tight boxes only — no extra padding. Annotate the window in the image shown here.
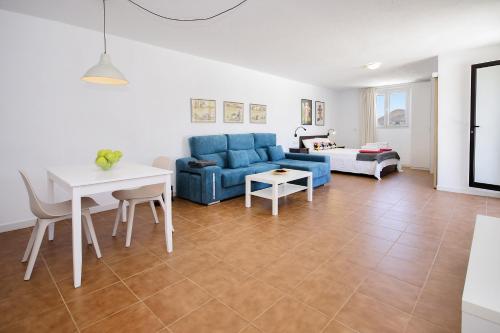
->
[375,89,409,128]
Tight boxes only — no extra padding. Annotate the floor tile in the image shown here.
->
[124,263,183,299]
[0,305,76,333]
[107,251,162,279]
[322,320,356,333]
[377,255,431,287]
[253,296,329,333]
[188,261,249,297]
[144,279,211,326]
[57,265,119,302]
[405,316,451,333]
[336,293,410,333]
[169,299,247,333]
[218,278,283,321]
[357,272,420,313]
[66,282,137,328]
[81,302,163,333]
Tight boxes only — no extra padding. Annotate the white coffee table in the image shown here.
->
[245,168,313,215]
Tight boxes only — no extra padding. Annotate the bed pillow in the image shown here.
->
[313,142,334,151]
[227,150,250,168]
[268,145,285,161]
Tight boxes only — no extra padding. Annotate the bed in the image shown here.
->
[299,135,402,180]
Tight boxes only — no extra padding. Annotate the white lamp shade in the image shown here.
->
[81,53,128,85]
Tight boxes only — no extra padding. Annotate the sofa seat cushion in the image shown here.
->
[277,159,329,178]
[250,162,279,174]
[221,167,254,188]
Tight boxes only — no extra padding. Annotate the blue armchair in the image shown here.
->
[176,133,330,205]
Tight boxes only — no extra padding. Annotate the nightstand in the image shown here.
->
[289,147,309,154]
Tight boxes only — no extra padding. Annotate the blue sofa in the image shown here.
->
[176,133,330,205]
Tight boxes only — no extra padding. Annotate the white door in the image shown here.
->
[472,63,500,188]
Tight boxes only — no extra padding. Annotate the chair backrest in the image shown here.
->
[152,156,171,170]
[19,170,51,219]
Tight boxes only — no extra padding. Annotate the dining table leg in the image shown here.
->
[164,175,173,253]
[72,188,82,288]
[47,176,55,241]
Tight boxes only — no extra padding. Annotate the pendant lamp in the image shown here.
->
[82,0,128,85]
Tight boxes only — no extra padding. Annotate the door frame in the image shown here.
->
[469,59,500,191]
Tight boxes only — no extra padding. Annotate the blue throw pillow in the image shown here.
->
[256,148,269,161]
[246,149,261,164]
[227,150,250,169]
[268,145,285,161]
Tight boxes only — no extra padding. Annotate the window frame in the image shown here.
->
[375,87,411,129]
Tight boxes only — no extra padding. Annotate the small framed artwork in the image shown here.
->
[223,101,244,123]
[315,101,325,126]
[250,104,267,124]
[301,99,313,125]
[191,98,216,123]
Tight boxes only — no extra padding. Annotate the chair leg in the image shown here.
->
[22,222,39,262]
[157,197,174,232]
[48,223,55,241]
[125,201,136,247]
[24,221,48,280]
[112,201,123,237]
[83,211,102,259]
[82,218,92,245]
[149,200,159,224]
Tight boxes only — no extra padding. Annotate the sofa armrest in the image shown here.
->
[176,157,222,204]
[285,153,328,163]
[176,157,221,176]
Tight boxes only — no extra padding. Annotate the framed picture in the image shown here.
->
[223,101,244,123]
[301,99,313,125]
[315,101,325,126]
[249,104,267,124]
[191,98,216,123]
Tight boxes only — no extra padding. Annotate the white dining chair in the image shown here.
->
[111,156,170,247]
[19,170,102,280]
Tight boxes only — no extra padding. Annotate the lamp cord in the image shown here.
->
[126,0,249,22]
[103,0,107,53]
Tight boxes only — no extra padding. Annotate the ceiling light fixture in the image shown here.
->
[82,0,128,85]
[365,62,382,70]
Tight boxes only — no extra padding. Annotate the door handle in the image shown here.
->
[473,125,480,128]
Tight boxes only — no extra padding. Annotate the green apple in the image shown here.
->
[97,149,112,157]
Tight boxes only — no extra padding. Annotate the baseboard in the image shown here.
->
[410,166,430,171]
[437,185,500,198]
[0,203,120,234]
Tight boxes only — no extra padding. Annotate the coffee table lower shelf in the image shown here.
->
[250,183,307,200]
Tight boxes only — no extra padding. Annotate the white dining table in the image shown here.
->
[46,163,173,288]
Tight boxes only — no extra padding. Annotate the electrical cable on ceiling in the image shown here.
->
[126,0,249,22]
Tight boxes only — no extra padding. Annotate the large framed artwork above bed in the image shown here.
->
[299,135,402,180]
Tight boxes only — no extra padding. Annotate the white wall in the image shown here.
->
[333,82,432,167]
[0,10,338,230]
[437,43,500,197]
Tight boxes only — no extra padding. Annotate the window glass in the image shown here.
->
[375,94,385,127]
[388,91,408,126]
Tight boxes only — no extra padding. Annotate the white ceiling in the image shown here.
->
[1,0,500,89]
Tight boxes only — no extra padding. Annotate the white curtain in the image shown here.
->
[360,87,376,146]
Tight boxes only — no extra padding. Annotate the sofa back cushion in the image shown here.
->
[190,135,228,167]
[253,133,276,148]
[268,145,285,161]
[228,150,250,169]
[227,134,254,150]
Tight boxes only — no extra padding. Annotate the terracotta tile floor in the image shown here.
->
[1,169,500,332]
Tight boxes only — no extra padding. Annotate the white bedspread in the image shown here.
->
[309,148,402,180]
